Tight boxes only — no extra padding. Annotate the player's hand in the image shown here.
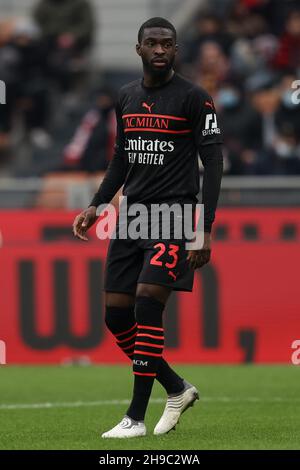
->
[187,232,211,269]
[72,206,98,241]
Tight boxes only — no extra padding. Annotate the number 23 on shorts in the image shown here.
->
[150,243,179,269]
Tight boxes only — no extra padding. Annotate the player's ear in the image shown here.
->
[136,43,141,57]
[175,43,179,54]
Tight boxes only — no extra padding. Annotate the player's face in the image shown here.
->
[136,27,178,76]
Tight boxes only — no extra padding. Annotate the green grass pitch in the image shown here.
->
[0,365,299,450]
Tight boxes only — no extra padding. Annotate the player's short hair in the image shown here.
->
[138,17,177,43]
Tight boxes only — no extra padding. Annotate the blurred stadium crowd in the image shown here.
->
[0,0,300,178]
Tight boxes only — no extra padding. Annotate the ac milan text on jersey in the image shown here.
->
[90,73,223,233]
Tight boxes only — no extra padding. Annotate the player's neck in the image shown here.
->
[142,69,174,88]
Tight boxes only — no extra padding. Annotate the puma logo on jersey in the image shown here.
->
[142,102,155,113]
[205,101,214,109]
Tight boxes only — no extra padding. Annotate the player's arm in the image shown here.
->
[185,87,223,268]
[73,103,127,241]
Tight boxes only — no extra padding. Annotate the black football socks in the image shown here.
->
[105,303,184,397]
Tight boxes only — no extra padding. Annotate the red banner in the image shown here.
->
[0,210,299,364]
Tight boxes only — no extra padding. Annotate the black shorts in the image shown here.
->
[104,215,194,294]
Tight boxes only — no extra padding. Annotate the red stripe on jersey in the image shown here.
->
[124,128,192,134]
[122,113,188,121]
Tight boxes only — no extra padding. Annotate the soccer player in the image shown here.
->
[73,17,223,438]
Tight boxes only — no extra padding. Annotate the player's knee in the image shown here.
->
[104,292,135,332]
[105,292,134,308]
[136,283,171,304]
[135,295,165,326]
[104,306,117,332]
[104,304,135,334]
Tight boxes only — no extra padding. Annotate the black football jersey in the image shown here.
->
[90,73,223,232]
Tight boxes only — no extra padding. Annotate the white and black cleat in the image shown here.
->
[101,415,146,439]
[154,381,199,435]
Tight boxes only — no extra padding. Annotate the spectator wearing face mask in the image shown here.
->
[193,41,232,96]
[216,81,262,174]
[275,71,300,136]
[246,70,300,174]
[272,72,300,174]
[272,124,300,174]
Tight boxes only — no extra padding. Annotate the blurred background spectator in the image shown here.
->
[180,0,300,175]
[273,9,300,71]
[0,18,50,149]
[0,0,300,178]
[33,0,94,99]
[62,87,116,173]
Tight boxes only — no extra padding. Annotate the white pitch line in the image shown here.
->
[0,399,164,410]
[0,397,299,410]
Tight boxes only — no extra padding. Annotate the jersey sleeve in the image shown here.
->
[201,143,223,233]
[89,101,127,208]
[185,86,223,147]
[185,86,223,233]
